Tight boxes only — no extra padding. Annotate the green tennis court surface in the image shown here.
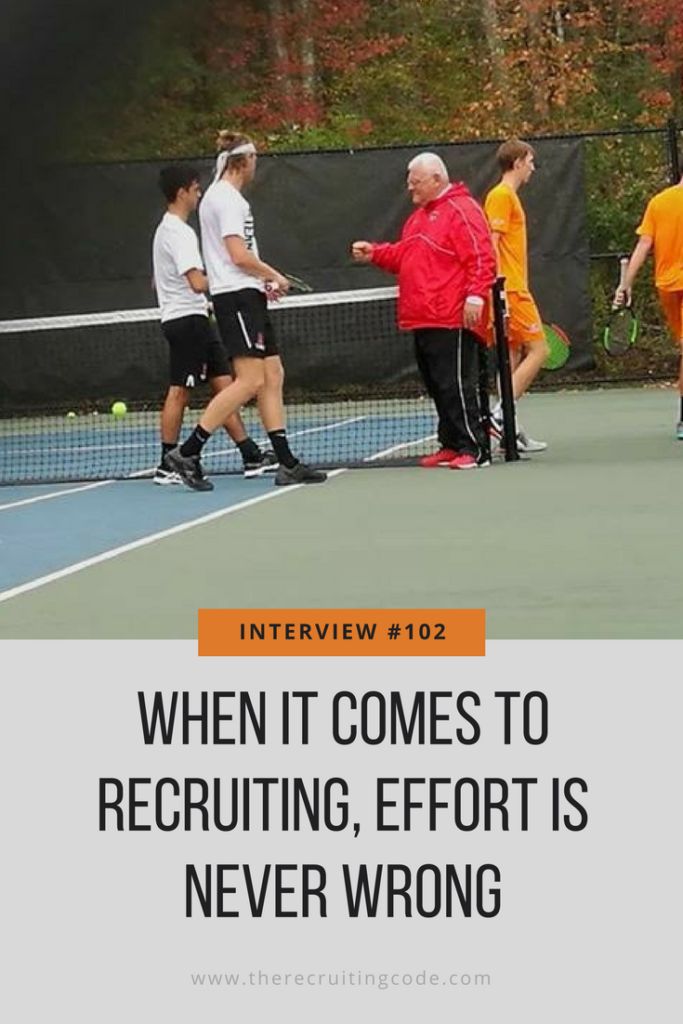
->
[1,388,681,639]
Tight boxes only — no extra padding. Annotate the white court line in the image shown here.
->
[364,433,436,461]
[0,469,347,605]
[0,479,114,513]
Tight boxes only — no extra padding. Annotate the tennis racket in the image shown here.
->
[283,272,313,293]
[603,258,639,355]
[542,322,571,370]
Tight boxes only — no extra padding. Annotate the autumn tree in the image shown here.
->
[203,0,406,142]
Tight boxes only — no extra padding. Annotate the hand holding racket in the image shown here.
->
[603,258,639,355]
[612,256,631,308]
[265,272,312,300]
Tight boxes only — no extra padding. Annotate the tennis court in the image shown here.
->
[1,387,680,639]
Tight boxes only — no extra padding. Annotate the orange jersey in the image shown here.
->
[484,182,528,291]
[637,185,683,291]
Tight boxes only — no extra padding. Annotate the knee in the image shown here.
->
[166,385,188,406]
[264,358,285,391]
[526,341,548,367]
[244,365,266,399]
[210,374,234,394]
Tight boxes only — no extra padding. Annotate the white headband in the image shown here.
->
[214,142,257,180]
[228,142,257,157]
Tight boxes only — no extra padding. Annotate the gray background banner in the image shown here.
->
[1,640,680,1022]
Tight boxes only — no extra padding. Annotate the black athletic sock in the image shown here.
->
[237,437,262,463]
[268,429,297,469]
[180,425,211,458]
[161,441,176,465]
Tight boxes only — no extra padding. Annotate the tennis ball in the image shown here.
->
[66,411,76,419]
[111,401,127,418]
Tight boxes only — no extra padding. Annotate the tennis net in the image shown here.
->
[0,287,449,485]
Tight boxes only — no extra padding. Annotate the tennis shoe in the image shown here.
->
[676,421,683,440]
[419,447,458,468]
[516,429,547,453]
[243,449,279,478]
[449,452,491,470]
[153,465,181,486]
[274,462,327,486]
[165,448,214,492]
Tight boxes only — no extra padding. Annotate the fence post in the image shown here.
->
[477,341,492,464]
[491,277,519,462]
[667,118,680,184]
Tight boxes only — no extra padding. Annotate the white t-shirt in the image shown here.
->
[152,212,208,323]
[199,179,265,295]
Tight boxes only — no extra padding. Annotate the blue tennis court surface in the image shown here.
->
[0,474,277,593]
[0,402,436,484]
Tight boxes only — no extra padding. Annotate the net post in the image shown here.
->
[477,339,492,464]
[667,118,681,184]
[491,276,519,462]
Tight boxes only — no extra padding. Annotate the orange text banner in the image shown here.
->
[198,609,485,657]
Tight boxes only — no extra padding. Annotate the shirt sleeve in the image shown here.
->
[636,199,656,239]
[371,239,405,275]
[218,191,248,239]
[484,187,512,235]
[172,227,204,277]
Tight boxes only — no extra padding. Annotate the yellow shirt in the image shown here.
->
[484,182,528,292]
[637,184,683,291]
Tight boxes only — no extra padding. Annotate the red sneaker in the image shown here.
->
[448,453,478,470]
[419,447,457,468]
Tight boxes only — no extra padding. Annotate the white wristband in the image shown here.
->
[465,295,484,305]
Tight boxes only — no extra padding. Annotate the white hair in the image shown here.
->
[407,152,449,181]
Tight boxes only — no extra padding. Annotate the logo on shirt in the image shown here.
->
[244,213,255,251]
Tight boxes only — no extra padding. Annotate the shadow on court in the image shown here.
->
[0,388,681,639]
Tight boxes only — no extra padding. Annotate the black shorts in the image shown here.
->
[161,314,231,388]
[212,289,279,359]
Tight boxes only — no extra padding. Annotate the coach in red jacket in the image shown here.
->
[352,152,496,470]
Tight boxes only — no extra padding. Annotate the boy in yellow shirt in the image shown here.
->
[484,138,550,453]
[616,175,683,439]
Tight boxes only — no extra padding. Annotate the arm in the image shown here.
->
[184,268,209,294]
[487,231,510,319]
[483,188,510,281]
[453,199,497,328]
[224,236,289,293]
[172,229,210,296]
[616,236,652,304]
[370,238,407,276]
[490,231,503,274]
[351,238,407,276]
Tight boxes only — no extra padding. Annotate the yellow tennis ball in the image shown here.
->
[66,411,76,419]
[111,401,127,418]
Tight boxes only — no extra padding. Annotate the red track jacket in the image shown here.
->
[370,183,496,335]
